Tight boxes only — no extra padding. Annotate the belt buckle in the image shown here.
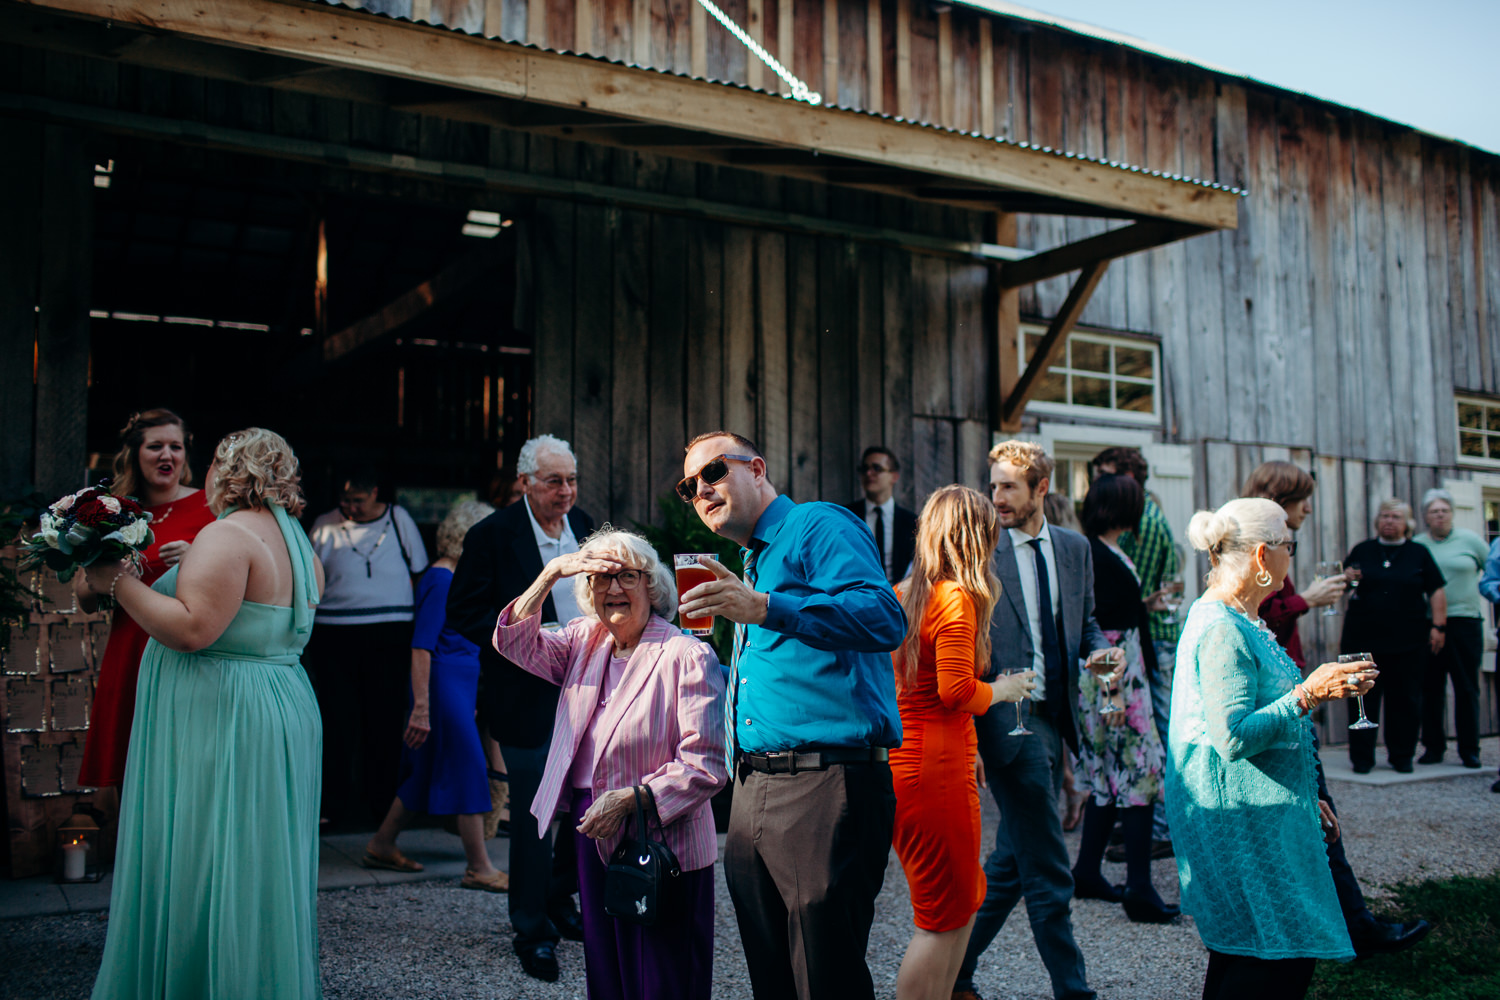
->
[765,750,794,775]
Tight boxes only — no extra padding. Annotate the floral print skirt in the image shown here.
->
[1076,627,1165,807]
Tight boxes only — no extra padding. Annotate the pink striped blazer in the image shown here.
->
[493,602,728,870]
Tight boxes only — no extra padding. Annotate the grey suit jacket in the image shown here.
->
[979,524,1107,760]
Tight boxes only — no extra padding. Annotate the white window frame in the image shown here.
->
[1455,395,1500,469]
[1018,324,1161,426]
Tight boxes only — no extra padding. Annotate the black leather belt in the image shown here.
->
[741,747,890,774]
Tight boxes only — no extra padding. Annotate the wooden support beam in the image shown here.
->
[322,244,505,364]
[1001,259,1109,426]
[866,0,882,113]
[991,212,1020,433]
[998,220,1206,289]
[0,119,43,497]
[19,0,1242,228]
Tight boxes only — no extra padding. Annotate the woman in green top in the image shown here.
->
[1168,497,1373,999]
[1414,489,1489,768]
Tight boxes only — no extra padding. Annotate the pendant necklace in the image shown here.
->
[341,508,391,577]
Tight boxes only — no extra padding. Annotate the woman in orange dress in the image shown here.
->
[891,485,1036,1000]
[75,409,216,789]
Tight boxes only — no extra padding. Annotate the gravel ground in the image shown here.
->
[6,755,1498,1000]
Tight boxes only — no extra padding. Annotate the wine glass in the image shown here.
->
[1317,561,1343,616]
[1338,652,1378,730]
[1161,580,1186,623]
[1005,668,1032,736]
[1344,562,1362,593]
[1098,648,1126,714]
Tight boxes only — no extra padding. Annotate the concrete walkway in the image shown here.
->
[1319,735,1500,786]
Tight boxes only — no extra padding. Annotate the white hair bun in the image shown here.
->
[1187,509,1233,554]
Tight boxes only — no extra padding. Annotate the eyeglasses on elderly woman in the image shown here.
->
[589,569,644,590]
[675,454,755,503]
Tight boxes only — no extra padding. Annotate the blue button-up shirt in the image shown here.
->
[1478,537,1500,605]
[733,494,906,753]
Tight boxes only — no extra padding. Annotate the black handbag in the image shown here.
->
[603,784,682,926]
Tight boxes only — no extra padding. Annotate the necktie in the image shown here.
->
[873,506,887,581]
[1028,538,1065,704]
[723,546,760,775]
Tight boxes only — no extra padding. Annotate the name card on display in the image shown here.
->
[49,623,91,674]
[19,744,63,797]
[6,678,46,732]
[59,742,92,794]
[51,679,91,731]
[3,625,43,675]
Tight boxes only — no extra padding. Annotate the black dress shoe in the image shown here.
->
[1491,777,1500,793]
[1073,875,1124,903]
[1417,751,1444,765]
[1122,887,1180,924]
[1351,918,1432,959]
[1391,760,1414,774]
[1460,756,1481,769]
[549,905,585,942]
[1352,762,1373,774]
[517,941,560,982]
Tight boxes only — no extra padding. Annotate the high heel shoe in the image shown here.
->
[1122,886,1180,923]
[1072,874,1124,903]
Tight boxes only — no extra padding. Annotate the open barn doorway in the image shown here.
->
[81,135,532,537]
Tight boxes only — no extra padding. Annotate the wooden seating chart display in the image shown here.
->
[1,547,114,878]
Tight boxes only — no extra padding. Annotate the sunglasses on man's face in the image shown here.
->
[676,454,756,503]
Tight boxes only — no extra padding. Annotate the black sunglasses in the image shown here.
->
[676,454,755,503]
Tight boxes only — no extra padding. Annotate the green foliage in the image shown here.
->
[634,494,742,664]
[1,493,49,649]
[1309,871,1500,999]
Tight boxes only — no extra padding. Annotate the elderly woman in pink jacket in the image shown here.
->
[493,525,727,1000]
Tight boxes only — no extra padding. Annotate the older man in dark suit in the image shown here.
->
[952,440,1119,1000]
[448,434,595,983]
[844,446,918,585]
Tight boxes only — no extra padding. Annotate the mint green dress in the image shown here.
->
[1165,599,1353,962]
[92,505,323,999]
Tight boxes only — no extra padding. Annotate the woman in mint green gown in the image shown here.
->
[83,428,325,1000]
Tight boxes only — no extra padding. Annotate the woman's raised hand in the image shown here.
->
[1304,658,1377,705]
[546,551,624,580]
[1300,575,1347,608]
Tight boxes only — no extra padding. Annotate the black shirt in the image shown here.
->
[1340,538,1445,654]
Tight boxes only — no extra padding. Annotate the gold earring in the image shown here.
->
[1255,568,1273,587]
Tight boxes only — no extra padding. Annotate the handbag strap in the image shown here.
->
[628,784,668,849]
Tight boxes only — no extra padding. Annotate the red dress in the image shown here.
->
[77,489,216,788]
[890,581,993,933]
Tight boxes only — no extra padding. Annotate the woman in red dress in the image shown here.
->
[75,409,216,788]
[890,485,1036,1000]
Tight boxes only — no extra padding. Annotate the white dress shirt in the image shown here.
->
[1009,522,1061,701]
[862,496,897,582]
[524,496,583,626]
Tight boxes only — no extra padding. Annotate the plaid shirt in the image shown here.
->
[1120,497,1180,644]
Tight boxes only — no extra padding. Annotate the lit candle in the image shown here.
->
[62,839,87,881]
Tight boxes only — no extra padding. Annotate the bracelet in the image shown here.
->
[1294,683,1317,713]
[1432,623,1447,633]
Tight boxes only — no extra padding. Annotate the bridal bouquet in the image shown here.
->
[20,482,154,582]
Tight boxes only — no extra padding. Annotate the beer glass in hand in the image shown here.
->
[674,554,717,635]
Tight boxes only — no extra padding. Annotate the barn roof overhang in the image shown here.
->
[6,0,1245,425]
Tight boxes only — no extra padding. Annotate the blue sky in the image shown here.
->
[1024,0,1500,154]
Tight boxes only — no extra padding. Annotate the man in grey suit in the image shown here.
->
[953,440,1120,1000]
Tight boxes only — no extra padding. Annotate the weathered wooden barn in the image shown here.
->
[2,0,1498,871]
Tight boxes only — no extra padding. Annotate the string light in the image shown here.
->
[693,0,821,106]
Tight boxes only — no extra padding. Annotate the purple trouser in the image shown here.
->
[570,788,715,1000]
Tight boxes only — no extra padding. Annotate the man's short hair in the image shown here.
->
[1090,446,1149,483]
[860,446,900,472]
[988,440,1055,490]
[685,430,763,459]
[517,434,576,476]
[341,467,380,494]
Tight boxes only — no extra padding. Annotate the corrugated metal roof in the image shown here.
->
[314,0,1247,198]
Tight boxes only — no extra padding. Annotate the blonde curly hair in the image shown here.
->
[988,439,1055,490]
[436,500,495,560]
[207,428,305,516]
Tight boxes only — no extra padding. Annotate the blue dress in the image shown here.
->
[92,504,322,999]
[396,567,491,815]
[1166,599,1353,961]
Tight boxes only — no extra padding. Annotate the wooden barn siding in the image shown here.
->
[529,199,990,520]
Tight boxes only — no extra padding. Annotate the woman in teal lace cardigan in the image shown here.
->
[1167,498,1374,1000]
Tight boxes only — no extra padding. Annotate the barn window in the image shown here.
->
[1457,396,1500,466]
[1018,326,1160,425]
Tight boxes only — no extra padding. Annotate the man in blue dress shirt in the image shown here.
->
[677,430,906,1000]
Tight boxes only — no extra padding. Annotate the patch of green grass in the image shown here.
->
[1309,871,1500,999]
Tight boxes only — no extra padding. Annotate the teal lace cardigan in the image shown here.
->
[1165,600,1354,961]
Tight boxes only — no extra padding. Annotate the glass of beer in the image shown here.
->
[675,553,717,635]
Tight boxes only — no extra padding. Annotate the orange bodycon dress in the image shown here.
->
[890,580,992,933]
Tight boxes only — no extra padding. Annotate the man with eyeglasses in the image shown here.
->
[844,446,918,585]
[448,434,594,983]
[675,430,905,1000]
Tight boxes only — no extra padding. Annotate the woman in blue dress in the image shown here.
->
[1169,497,1375,1000]
[85,428,325,999]
[362,500,507,891]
